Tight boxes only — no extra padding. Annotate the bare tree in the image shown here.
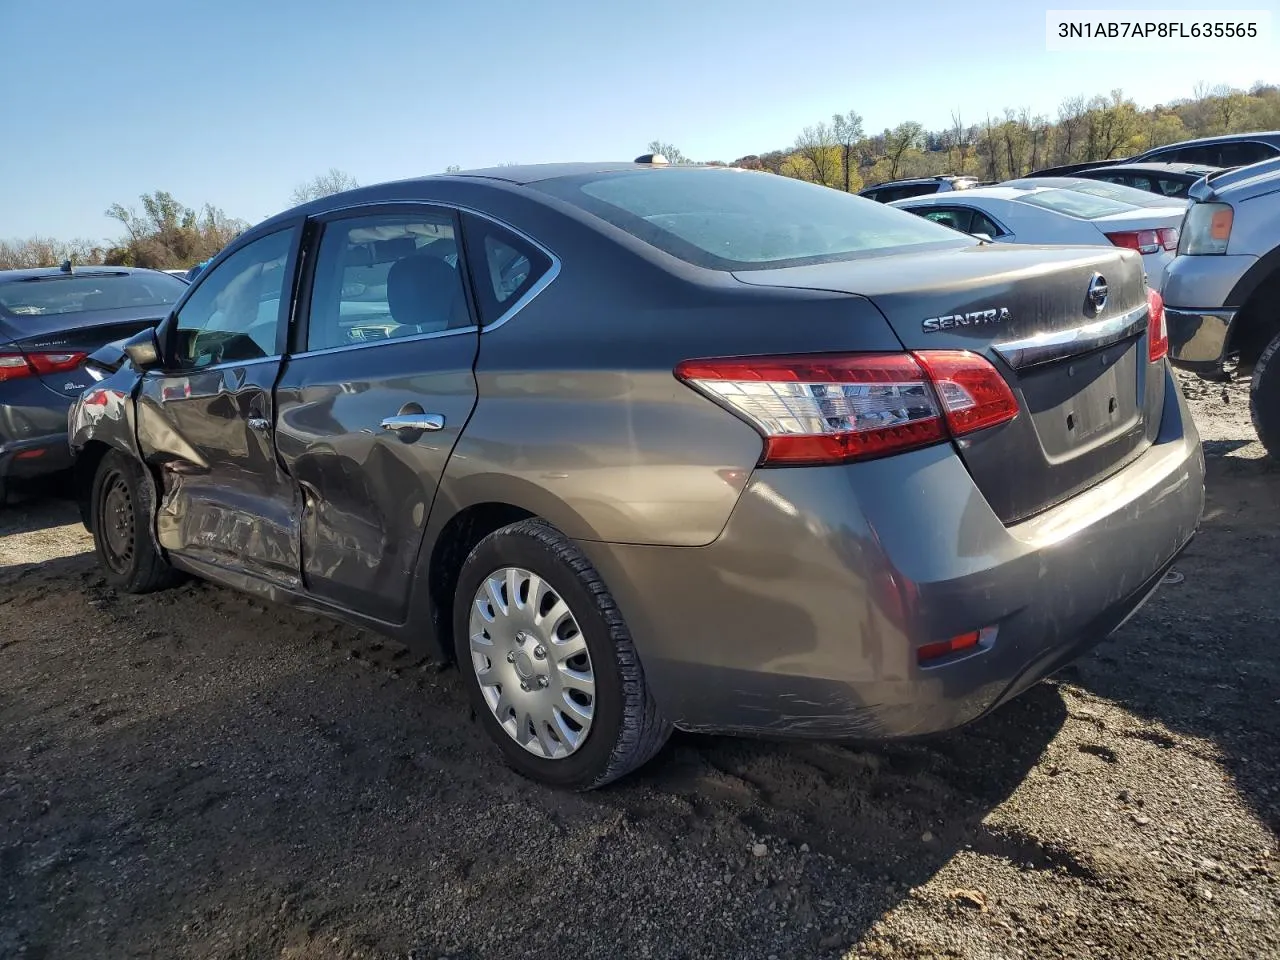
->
[793,123,840,185]
[831,110,865,192]
[289,168,359,207]
[1056,95,1088,163]
[646,141,693,164]
[949,110,972,172]
[883,122,924,180]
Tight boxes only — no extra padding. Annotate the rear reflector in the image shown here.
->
[674,350,1018,466]
[917,631,981,664]
[1147,287,1168,363]
[0,350,87,382]
[14,449,46,460]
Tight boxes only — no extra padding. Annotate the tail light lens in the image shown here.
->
[674,350,1018,466]
[1147,287,1168,363]
[0,350,87,382]
[27,351,87,374]
[0,353,33,382]
[1105,229,1178,254]
[1177,202,1233,255]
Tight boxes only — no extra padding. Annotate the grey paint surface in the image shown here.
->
[1163,157,1280,371]
[68,165,1205,740]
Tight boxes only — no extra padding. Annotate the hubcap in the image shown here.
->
[99,472,135,574]
[469,567,596,760]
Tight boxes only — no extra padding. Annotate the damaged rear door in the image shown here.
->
[136,224,304,584]
[271,206,480,623]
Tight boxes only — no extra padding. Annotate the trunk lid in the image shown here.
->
[0,304,167,402]
[733,243,1162,523]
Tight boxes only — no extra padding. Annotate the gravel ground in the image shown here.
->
[1,371,1277,960]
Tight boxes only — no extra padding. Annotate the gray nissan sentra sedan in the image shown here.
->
[68,159,1204,789]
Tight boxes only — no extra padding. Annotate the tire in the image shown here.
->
[452,518,671,789]
[90,449,180,593]
[1251,329,1280,460]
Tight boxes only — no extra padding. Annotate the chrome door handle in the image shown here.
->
[247,417,271,431]
[379,414,444,432]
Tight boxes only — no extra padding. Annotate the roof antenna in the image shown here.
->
[60,258,73,274]
[634,153,669,165]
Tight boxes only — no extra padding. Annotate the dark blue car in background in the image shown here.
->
[0,264,187,502]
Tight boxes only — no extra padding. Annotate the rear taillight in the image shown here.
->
[674,350,1019,466]
[1147,287,1168,363]
[27,351,87,374]
[0,353,33,382]
[1105,228,1178,254]
[0,350,87,382]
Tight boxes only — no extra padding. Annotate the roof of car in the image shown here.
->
[444,161,686,185]
[0,265,160,283]
[861,175,975,190]
[1081,161,1221,175]
[889,185,1029,203]
[1139,130,1280,152]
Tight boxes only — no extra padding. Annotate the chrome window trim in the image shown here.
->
[289,324,479,360]
[300,198,562,339]
[146,354,281,376]
[993,302,1150,370]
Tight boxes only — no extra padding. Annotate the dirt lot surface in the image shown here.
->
[2,372,1278,960]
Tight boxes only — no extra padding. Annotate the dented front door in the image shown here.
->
[272,207,479,623]
[136,225,304,586]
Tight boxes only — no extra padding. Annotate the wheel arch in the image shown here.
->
[1226,245,1280,374]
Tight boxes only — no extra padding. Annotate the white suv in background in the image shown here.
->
[1162,157,1280,457]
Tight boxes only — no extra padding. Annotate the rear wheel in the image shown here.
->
[1250,329,1280,460]
[452,518,670,789]
[90,450,180,593]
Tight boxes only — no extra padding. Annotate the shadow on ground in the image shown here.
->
[0,532,1068,959]
[1068,448,1280,833]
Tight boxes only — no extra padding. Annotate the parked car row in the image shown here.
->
[0,264,189,502]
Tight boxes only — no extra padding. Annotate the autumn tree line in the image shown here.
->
[3,84,1278,271]
[667,82,1280,192]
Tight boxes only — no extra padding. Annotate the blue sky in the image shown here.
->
[2,0,1275,240]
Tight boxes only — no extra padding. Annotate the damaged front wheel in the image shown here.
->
[90,450,181,593]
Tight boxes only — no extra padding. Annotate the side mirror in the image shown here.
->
[123,327,162,370]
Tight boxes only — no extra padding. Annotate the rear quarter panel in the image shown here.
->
[424,185,908,547]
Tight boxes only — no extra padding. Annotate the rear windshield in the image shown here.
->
[1060,179,1182,208]
[533,168,968,270]
[0,272,188,317]
[1015,189,1137,219]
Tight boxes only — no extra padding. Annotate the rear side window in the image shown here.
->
[0,272,187,317]
[1218,142,1279,166]
[916,207,973,233]
[1017,189,1136,219]
[533,169,965,271]
[461,214,553,325]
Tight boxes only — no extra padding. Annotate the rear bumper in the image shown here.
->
[1165,307,1236,372]
[580,367,1204,738]
[0,384,75,484]
[0,432,73,482]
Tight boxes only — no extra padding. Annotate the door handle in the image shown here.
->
[247,417,271,432]
[379,414,444,432]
